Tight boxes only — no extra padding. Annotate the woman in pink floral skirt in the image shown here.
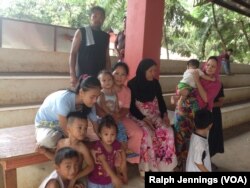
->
[127,58,177,176]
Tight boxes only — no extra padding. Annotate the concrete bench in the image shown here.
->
[0,125,49,188]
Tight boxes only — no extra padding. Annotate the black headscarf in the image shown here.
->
[129,58,158,102]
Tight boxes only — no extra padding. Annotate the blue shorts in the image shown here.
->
[116,122,128,143]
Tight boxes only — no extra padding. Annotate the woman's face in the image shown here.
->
[205,59,217,76]
[79,88,101,107]
[112,66,128,86]
[145,65,157,81]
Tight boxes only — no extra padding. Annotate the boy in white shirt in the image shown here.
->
[186,109,213,172]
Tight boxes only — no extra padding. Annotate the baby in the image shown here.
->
[174,59,215,107]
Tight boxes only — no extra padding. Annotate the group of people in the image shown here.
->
[174,56,225,171]
[36,59,177,188]
[34,5,228,188]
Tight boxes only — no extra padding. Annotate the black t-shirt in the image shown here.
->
[77,27,109,77]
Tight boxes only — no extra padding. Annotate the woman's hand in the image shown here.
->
[163,113,170,126]
[143,117,155,131]
[192,69,208,103]
[113,112,121,122]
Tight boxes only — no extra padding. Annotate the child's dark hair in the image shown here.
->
[54,147,79,165]
[71,75,101,94]
[226,48,233,53]
[67,111,87,125]
[98,70,114,81]
[187,59,200,68]
[90,6,105,18]
[207,56,218,62]
[98,115,118,134]
[194,109,213,129]
[112,62,129,75]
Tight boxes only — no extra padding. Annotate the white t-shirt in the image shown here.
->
[186,133,211,172]
[39,170,64,188]
[35,90,97,126]
[180,69,204,88]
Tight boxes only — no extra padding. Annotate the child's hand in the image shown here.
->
[73,184,85,188]
[115,151,122,167]
[68,179,77,188]
[112,176,122,188]
[118,172,128,184]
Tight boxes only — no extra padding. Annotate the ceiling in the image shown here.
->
[194,0,250,17]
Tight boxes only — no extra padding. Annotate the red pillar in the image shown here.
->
[125,0,164,79]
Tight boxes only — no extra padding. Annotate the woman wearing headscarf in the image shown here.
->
[174,56,221,171]
[128,58,177,176]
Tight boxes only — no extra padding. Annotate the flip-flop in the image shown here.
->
[126,152,139,158]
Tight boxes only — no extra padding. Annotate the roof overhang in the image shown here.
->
[194,0,250,17]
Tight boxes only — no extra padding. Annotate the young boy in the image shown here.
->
[39,147,82,188]
[173,59,215,107]
[37,111,94,187]
[186,109,213,172]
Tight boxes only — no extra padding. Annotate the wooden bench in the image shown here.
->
[0,125,49,188]
[0,111,175,188]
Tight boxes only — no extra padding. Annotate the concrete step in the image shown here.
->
[2,47,250,74]
[1,73,249,106]
[163,86,250,111]
[0,75,70,106]
[1,101,250,131]
[0,48,69,73]
[0,104,39,128]
[159,74,250,93]
[163,100,250,130]
[0,48,118,73]
[222,102,250,129]
[160,59,250,74]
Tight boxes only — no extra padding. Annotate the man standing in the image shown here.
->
[69,6,111,86]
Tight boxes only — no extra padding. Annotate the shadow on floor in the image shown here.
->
[212,122,250,171]
[223,123,250,140]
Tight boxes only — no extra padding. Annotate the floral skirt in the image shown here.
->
[131,98,177,172]
[173,97,200,171]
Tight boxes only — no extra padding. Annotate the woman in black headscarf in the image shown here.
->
[128,58,177,176]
